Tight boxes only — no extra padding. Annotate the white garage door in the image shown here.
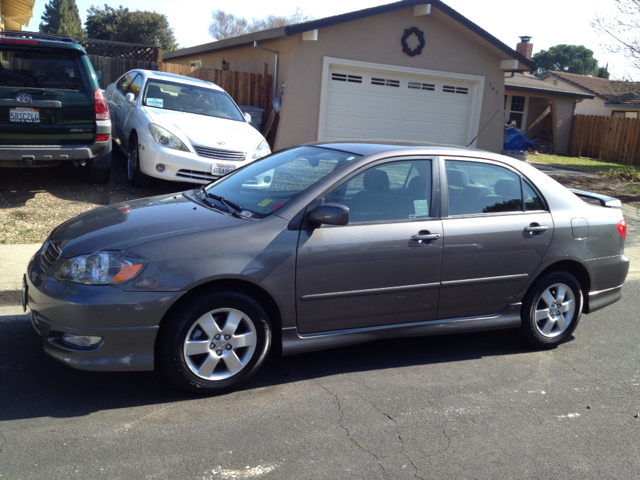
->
[320,61,482,146]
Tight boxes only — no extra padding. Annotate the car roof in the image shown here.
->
[306,140,485,157]
[137,70,222,90]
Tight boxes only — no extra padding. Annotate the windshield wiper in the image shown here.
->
[198,187,245,217]
[7,87,65,97]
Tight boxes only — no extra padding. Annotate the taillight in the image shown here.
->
[94,88,110,121]
[96,134,110,142]
[617,219,627,240]
[0,38,39,45]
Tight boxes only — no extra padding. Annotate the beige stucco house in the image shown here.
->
[164,0,535,153]
[539,71,640,118]
[0,0,35,31]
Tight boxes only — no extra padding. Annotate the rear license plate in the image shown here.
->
[212,163,236,176]
[10,107,40,123]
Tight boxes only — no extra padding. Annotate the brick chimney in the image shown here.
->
[516,36,533,60]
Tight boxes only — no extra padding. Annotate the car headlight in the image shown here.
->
[55,252,147,285]
[251,140,271,160]
[148,123,189,152]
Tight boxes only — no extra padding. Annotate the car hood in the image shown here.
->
[50,192,245,256]
[145,108,265,154]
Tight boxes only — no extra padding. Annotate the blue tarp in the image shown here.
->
[503,128,535,151]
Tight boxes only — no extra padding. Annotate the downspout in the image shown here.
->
[253,41,278,101]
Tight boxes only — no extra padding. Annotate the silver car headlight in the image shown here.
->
[251,140,271,160]
[148,123,189,152]
[55,252,147,285]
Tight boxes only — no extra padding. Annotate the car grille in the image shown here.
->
[40,240,62,271]
[176,169,218,182]
[193,146,246,161]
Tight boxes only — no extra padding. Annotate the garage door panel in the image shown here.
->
[323,65,477,145]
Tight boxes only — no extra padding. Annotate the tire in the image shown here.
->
[127,133,152,186]
[520,271,583,349]
[86,156,111,184]
[158,290,272,394]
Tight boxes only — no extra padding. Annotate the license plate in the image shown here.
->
[212,163,236,176]
[10,107,40,123]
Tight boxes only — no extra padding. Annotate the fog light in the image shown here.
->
[156,164,165,172]
[62,334,102,348]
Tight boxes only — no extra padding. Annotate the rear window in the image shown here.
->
[0,47,88,91]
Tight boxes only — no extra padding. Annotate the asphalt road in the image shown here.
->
[0,279,638,480]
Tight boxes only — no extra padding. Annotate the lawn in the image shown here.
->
[527,154,625,174]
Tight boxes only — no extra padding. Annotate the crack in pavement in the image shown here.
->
[317,384,391,479]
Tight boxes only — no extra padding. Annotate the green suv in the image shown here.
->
[0,31,112,183]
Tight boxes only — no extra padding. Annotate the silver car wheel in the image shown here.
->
[533,282,576,338]
[127,138,138,181]
[183,308,258,381]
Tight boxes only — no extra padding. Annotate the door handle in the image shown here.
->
[411,231,441,242]
[524,224,548,234]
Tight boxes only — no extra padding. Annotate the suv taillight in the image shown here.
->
[94,88,110,121]
[617,219,627,240]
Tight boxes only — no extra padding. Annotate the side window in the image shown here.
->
[116,73,135,95]
[324,160,432,224]
[523,180,545,211]
[127,74,143,100]
[446,160,523,215]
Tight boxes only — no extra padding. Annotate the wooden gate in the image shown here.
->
[570,114,640,164]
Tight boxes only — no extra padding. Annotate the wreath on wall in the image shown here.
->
[401,27,426,57]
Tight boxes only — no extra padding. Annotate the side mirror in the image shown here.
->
[125,92,136,104]
[306,204,349,226]
[95,70,102,81]
[244,112,252,123]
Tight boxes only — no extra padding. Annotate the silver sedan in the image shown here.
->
[24,142,629,394]
[105,69,270,185]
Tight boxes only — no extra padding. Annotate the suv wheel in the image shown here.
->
[86,155,111,184]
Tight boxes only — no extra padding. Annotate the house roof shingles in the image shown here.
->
[506,73,594,99]
[541,71,640,105]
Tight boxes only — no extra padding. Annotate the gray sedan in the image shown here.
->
[24,142,629,394]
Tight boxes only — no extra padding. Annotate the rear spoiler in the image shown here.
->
[568,189,621,208]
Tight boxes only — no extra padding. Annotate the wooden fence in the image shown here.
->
[570,114,640,165]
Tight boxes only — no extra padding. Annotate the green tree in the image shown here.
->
[85,5,178,51]
[208,8,313,40]
[533,45,604,76]
[39,0,84,37]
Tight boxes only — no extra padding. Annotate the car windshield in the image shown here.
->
[142,79,245,121]
[0,47,87,90]
[201,146,360,218]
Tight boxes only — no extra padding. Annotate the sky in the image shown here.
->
[29,0,635,79]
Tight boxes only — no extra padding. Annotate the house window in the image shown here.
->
[190,60,202,68]
[612,111,639,118]
[504,94,527,130]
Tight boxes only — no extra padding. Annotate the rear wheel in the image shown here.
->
[86,153,111,184]
[127,133,152,186]
[158,290,272,394]
[520,271,583,349]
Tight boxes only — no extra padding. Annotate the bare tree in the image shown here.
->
[592,0,640,73]
[208,8,313,40]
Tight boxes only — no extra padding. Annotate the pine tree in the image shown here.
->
[39,0,84,37]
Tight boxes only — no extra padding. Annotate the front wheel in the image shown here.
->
[520,271,583,349]
[158,290,272,394]
[127,133,152,186]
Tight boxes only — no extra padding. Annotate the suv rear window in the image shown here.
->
[0,47,88,91]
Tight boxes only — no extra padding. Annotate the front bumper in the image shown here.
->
[25,250,185,372]
[138,137,254,185]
